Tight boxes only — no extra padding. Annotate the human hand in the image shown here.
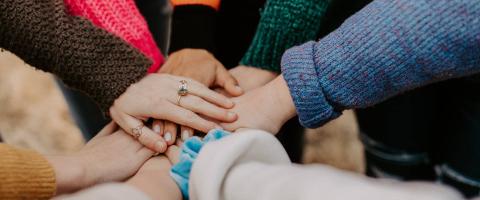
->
[48,122,154,194]
[157,49,244,143]
[221,76,296,134]
[160,49,243,96]
[229,65,277,92]
[110,73,237,153]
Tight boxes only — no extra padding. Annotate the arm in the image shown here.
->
[190,130,462,200]
[0,0,151,113]
[281,0,480,128]
[231,0,330,91]
[240,0,331,73]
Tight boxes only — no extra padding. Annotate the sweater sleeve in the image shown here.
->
[0,144,56,200]
[281,0,480,128]
[239,0,330,72]
[190,130,462,200]
[0,0,151,113]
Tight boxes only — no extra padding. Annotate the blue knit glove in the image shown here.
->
[170,129,230,199]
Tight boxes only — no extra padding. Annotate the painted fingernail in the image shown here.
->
[164,132,172,142]
[235,86,243,92]
[215,126,224,130]
[153,124,161,134]
[154,141,166,152]
[181,130,190,141]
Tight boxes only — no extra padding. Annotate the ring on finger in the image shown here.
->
[178,80,188,96]
[131,124,144,139]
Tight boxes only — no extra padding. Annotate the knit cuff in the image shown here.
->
[0,144,56,200]
[240,0,330,72]
[170,129,230,200]
[169,5,217,53]
[281,41,341,128]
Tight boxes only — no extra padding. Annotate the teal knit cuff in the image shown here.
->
[240,0,330,72]
[170,129,230,200]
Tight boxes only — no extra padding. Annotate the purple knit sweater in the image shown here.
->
[281,0,480,128]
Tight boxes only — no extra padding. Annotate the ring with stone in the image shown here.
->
[178,80,188,96]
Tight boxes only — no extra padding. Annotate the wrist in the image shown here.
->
[127,170,182,200]
[266,75,296,124]
[46,155,87,194]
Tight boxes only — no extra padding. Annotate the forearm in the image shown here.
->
[240,0,330,72]
[281,0,480,128]
[0,0,151,113]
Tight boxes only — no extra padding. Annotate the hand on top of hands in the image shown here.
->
[110,73,237,153]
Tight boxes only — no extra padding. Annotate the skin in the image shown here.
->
[110,73,237,153]
[46,122,154,195]
[221,75,297,134]
[156,49,278,144]
[126,155,182,200]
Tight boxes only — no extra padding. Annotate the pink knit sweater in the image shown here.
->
[64,0,164,73]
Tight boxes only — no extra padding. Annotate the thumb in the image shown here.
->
[216,64,243,96]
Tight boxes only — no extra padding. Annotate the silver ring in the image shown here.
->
[131,124,144,139]
[178,80,188,96]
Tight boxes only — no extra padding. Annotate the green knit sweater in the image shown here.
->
[240,0,330,72]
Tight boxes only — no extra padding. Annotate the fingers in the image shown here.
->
[163,121,177,145]
[180,126,194,141]
[110,107,167,153]
[172,76,234,109]
[165,145,181,164]
[215,65,243,97]
[146,104,219,133]
[152,120,164,136]
[178,95,237,122]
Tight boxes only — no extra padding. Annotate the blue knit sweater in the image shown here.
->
[281,0,480,128]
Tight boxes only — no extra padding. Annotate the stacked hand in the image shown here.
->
[109,73,237,153]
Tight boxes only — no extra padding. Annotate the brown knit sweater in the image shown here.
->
[0,0,152,113]
[0,0,153,199]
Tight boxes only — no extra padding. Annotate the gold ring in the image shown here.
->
[178,80,188,96]
[131,124,144,139]
[177,95,182,106]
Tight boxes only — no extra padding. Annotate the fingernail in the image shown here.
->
[164,132,172,142]
[153,124,161,134]
[181,130,190,141]
[235,85,243,92]
[154,141,165,152]
[215,126,224,130]
[227,112,237,119]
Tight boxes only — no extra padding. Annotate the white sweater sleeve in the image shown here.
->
[190,129,464,200]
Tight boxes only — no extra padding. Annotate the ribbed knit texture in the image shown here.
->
[240,0,330,72]
[64,0,164,73]
[281,0,480,128]
[0,144,56,200]
[0,0,152,113]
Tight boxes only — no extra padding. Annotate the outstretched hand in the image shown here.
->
[221,76,297,134]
